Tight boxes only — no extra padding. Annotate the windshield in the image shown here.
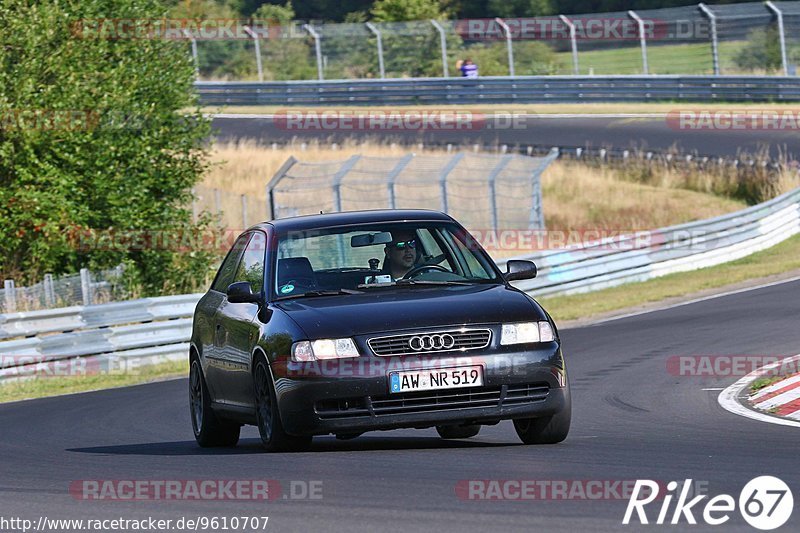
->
[273,222,501,299]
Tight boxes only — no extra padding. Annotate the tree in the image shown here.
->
[370,0,446,22]
[0,0,214,294]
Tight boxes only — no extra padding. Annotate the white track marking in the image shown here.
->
[718,354,800,428]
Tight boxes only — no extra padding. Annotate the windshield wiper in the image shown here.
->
[275,288,362,301]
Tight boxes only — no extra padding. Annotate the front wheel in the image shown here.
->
[190,359,240,447]
[254,356,312,452]
[513,395,571,445]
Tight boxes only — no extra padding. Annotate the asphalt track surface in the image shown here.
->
[211,114,800,159]
[1,278,798,532]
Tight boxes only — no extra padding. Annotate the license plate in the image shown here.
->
[389,365,484,393]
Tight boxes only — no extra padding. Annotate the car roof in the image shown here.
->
[252,209,454,233]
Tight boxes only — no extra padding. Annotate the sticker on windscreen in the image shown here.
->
[279,284,295,294]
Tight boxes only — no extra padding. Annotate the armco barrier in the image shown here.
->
[499,186,800,296]
[196,76,800,106]
[1,186,799,383]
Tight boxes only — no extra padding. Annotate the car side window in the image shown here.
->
[211,234,250,293]
[233,232,266,294]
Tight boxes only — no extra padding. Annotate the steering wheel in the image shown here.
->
[403,264,449,279]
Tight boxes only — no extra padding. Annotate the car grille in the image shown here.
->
[367,328,492,356]
[315,383,549,419]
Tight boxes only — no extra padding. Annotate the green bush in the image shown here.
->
[0,0,214,295]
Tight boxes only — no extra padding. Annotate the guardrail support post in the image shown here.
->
[437,153,465,213]
[303,24,324,80]
[241,194,248,229]
[332,155,362,212]
[430,20,449,77]
[559,15,579,75]
[3,279,16,313]
[494,18,515,77]
[80,268,92,306]
[628,10,649,75]
[766,1,789,76]
[698,3,720,76]
[386,154,414,209]
[44,274,55,307]
[529,148,559,229]
[243,26,264,82]
[365,22,386,79]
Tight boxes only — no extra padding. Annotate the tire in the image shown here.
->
[436,424,481,439]
[513,392,571,445]
[253,355,312,452]
[190,358,241,447]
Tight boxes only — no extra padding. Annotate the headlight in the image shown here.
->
[500,322,555,345]
[291,338,360,361]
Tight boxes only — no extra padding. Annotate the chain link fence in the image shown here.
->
[186,1,800,81]
[266,150,558,232]
[1,266,126,313]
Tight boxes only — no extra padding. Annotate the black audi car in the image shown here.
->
[189,210,570,451]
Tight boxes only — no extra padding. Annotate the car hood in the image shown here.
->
[274,284,545,338]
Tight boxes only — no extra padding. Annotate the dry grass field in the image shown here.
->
[201,140,753,232]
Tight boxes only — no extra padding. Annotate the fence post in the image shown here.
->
[241,194,248,229]
[303,24,324,80]
[332,155,362,212]
[3,280,16,313]
[243,26,264,81]
[559,15,579,75]
[628,10,649,75]
[266,156,298,220]
[766,1,789,76]
[430,20,449,77]
[529,148,559,229]
[214,188,221,215]
[494,18,515,77]
[698,3,720,76]
[386,154,414,209]
[44,274,55,307]
[437,153,465,213]
[487,155,513,233]
[183,29,200,80]
[80,268,92,306]
[365,22,386,79]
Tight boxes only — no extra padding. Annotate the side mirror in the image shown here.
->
[227,281,261,304]
[504,260,537,282]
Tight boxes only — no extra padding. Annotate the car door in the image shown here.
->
[203,233,250,401]
[214,230,267,408]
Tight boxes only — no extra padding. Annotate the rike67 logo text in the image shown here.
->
[624,477,793,530]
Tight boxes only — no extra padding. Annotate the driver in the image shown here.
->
[383,230,418,281]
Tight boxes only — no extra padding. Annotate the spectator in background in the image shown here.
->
[460,58,478,78]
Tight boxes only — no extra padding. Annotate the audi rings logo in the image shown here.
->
[409,334,456,351]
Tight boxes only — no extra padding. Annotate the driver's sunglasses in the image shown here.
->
[389,239,416,250]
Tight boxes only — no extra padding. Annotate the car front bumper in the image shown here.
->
[271,343,568,436]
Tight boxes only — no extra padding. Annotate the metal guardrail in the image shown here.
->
[498,187,800,297]
[196,76,800,106]
[1,186,799,382]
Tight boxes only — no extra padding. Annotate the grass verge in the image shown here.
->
[539,232,800,322]
[0,359,187,404]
